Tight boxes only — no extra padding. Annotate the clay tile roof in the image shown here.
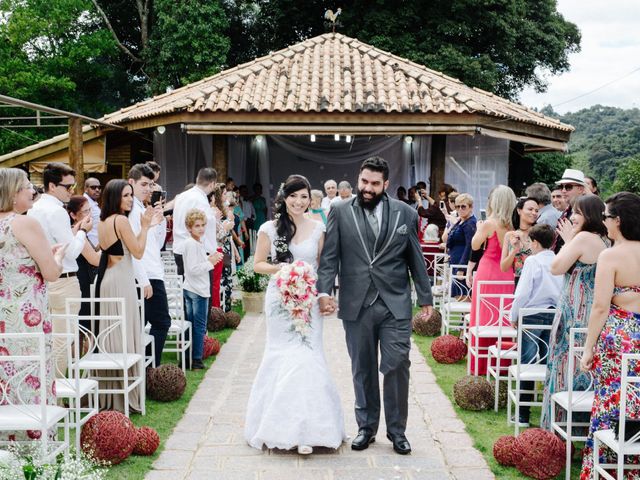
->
[102,33,572,132]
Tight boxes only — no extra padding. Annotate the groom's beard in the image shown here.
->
[357,189,384,211]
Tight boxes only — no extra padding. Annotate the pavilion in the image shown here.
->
[0,33,573,208]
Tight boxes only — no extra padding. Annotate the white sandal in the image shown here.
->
[297,445,313,455]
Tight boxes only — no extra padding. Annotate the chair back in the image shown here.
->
[65,297,129,367]
[473,280,515,330]
[0,332,49,422]
[515,308,556,370]
[619,353,640,446]
[567,327,593,406]
[444,264,471,301]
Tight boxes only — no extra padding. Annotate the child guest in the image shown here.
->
[510,224,563,426]
[183,209,223,369]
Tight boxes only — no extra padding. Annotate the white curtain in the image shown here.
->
[444,135,509,211]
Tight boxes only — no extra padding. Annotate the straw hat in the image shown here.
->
[556,169,587,186]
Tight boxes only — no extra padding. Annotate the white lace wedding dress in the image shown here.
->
[244,220,345,450]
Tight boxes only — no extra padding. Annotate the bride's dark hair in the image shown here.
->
[273,174,311,263]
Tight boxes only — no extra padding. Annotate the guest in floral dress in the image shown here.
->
[580,192,640,479]
[541,195,609,429]
[0,168,65,441]
[500,197,539,286]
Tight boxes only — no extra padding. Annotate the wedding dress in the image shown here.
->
[244,220,345,450]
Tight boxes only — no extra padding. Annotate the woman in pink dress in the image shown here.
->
[468,185,517,375]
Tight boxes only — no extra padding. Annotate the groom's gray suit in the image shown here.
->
[317,193,432,437]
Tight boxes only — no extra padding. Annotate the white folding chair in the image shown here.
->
[423,251,448,309]
[0,332,69,461]
[136,284,155,369]
[467,280,516,376]
[593,353,640,479]
[507,308,555,435]
[485,293,517,410]
[159,275,192,372]
[51,312,99,455]
[71,297,146,417]
[249,229,258,256]
[551,327,594,480]
[441,264,472,336]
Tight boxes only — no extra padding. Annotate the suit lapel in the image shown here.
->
[349,199,373,264]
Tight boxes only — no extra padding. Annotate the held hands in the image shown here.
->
[319,296,337,316]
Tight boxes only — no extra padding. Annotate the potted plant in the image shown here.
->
[235,257,269,313]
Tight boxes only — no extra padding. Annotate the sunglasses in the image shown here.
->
[87,185,101,190]
[58,183,76,192]
[559,184,578,191]
[455,204,469,210]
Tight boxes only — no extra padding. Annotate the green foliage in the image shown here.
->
[529,152,573,188]
[612,156,640,195]
[235,257,269,292]
[224,0,580,100]
[146,0,230,93]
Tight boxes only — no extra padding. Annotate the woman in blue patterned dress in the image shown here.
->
[580,192,640,479]
[541,195,609,430]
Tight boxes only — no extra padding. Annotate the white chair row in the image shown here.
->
[441,264,472,336]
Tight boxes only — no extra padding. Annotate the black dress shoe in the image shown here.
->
[351,430,376,450]
[192,359,205,370]
[386,433,411,455]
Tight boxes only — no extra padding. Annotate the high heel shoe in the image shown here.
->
[297,445,313,455]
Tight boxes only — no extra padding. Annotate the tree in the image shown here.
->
[529,152,573,188]
[91,0,230,94]
[224,0,581,100]
[613,156,640,195]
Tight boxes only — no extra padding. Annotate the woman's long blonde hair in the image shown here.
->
[0,168,27,213]
[487,185,517,229]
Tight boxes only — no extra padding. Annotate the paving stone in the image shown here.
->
[188,470,257,480]
[163,432,203,451]
[152,450,194,470]
[450,467,495,480]
[260,469,330,480]
[442,448,488,468]
[144,471,188,480]
[330,468,410,480]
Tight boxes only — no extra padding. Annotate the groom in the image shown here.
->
[317,156,433,455]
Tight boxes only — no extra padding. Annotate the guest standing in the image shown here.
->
[580,192,640,479]
[96,180,160,412]
[182,209,223,369]
[500,197,539,286]
[554,168,588,253]
[252,183,268,231]
[28,162,92,375]
[468,185,517,375]
[210,185,235,309]
[526,182,561,228]
[540,194,609,429]
[307,189,328,224]
[0,168,65,440]
[444,194,477,296]
[83,177,102,246]
[321,179,338,209]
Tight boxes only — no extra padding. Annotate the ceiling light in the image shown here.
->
[404,135,413,144]
[310,134,316,142]
[156,126,166,135]
[345,135,352,142]
[256,135,264,143]
[334,134,340,141]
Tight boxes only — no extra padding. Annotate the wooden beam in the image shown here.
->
[430,135,446,198]
[68,118,84,193]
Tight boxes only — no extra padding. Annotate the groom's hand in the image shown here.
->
[420,305,433,318]
[319,296,337,316]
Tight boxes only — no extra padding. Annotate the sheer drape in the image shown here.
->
[444,135,509,211]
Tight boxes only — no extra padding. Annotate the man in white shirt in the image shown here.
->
[83,177,101,246]
[128,163,170,367]
[510,224,563,426]
[321,179,338,209]
[330,180,356,207]
[172,168,218,278]
[28,162,92,374]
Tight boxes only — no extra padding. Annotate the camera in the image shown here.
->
[150,190,167,206]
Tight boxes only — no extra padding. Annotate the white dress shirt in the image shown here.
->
[28,194,86,273]
[240,198,255,220]
[320,196,333,210]
[83,193,101,246]
[510,250,563,323]
[172,186,217,255]
[330,194,356,208]
[182,236,214,297]
[130,197,166,286]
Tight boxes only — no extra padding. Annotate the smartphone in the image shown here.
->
[439,200,446,210]
[150,190,166,206]
[480,209,487,221]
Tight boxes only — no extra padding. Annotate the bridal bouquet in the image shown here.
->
[273,260,317,345]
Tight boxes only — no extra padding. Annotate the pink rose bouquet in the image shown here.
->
[273,260,317,345]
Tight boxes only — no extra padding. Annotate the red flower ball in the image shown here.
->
[512,428,565,480]
[81,411,137,465]
[133,426,160,456]
[431,335,467,364]
[493,435,517,466]
[203,336,221,359]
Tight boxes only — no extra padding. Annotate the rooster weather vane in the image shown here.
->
[324,8,342,33]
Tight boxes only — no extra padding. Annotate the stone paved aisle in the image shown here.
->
[145,314,494,480]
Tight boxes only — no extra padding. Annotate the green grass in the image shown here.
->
[412,334,583,479]
[102,327,235,479]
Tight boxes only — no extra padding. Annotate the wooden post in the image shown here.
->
[430,135,446,198]
[68,117,84,193]
[212,135,228,181]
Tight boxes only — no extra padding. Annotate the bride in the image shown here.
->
[244,174,345,455]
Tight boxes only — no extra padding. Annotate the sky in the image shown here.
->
[519,0,640,114]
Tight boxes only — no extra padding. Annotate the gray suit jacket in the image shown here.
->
[317,194,433,321]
